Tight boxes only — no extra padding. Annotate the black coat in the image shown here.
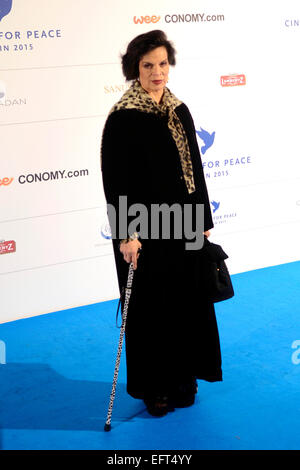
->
[101,102,222,399]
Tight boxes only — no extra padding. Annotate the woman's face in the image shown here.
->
[138,46,169,96]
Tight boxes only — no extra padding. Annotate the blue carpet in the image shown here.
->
[0,261,300,450]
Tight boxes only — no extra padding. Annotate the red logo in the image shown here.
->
[133,15,161,24]
[221,74,246,87]
[0,240,16,255]
[0,177,13,186]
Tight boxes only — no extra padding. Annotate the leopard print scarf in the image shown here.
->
[109,80,196,194]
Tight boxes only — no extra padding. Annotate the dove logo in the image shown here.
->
[101,223,112,240]
[0,0,12,22]
[196,128,215,155]
[211,201,220,213]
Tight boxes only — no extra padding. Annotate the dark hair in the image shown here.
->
[121,30,176,81]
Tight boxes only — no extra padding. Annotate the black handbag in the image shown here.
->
[197,236,234,303]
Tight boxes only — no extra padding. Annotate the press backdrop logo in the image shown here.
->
[0,0,12,22]
[0,78,5,103]
[196,127,215,155]
[0,1,62,53]
[0,239,16,255]
[100,222,112,240]
[0,176,13,186]
[285,19,299,28]
[211,201,220,213]
[197,124,252,180]
[0,81,27,107]
[133,12,225,24]
[104,83,131,94]
[210,201,237,226]
[221,74,246,87]
[133,15,161,24]
[17,168,89,185]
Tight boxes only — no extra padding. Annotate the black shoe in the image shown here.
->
[144,396,172,417]
[169,378,198,408]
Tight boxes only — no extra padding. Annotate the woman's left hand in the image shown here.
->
[203,230,211,237]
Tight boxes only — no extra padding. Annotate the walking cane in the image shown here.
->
[104,261,135,431]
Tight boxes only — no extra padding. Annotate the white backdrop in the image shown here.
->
[1,0,300,323]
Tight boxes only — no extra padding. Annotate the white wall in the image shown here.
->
[1,0,300,323]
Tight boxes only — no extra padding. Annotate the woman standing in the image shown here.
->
[101,30,222,417]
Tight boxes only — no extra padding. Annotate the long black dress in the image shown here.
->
[101,102,222,399]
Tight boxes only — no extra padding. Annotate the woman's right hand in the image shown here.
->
[119,239,142,270]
